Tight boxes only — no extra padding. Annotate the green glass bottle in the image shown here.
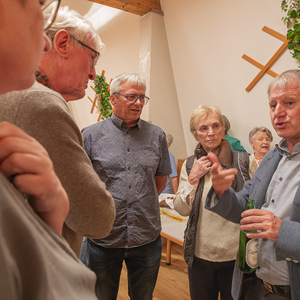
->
[238,199,258,273]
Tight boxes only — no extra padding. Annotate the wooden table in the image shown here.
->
[160,207,188,265]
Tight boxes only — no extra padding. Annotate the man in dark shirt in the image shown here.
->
[81,72,172,300]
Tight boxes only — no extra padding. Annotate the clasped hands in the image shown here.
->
[207,152,281,242]
[188,156,212,185]
[0,122,68,234]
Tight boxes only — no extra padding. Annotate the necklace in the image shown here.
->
[255,154,263,164]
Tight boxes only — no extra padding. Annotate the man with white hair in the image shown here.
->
[0,1,99,299]
[81,72,172,300]
[0,6,115,257]
[206,69,300,300]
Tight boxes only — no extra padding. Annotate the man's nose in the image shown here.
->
[43,33,51,53]
[273,104,285,117]
[133,97,144,105]
[89,67,96,80]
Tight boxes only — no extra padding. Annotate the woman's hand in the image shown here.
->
[0,122,69,234]
[188,156,212,185]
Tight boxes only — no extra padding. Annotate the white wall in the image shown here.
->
[139,11,188,162]
[161,0,298,155]
[70,5,141,129]
[67,0,298,158]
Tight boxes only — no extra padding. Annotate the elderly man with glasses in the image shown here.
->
[80,72,172,300]
[0,1,101,299]
[0,5,115,257]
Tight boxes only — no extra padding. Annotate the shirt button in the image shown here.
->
[271,199,275,203]
[128,166,131,170]
[127,148,130,152]
[129,185,131,189]
[279,177,283,181]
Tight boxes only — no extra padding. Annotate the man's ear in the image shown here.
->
[52,30,72,58]
[110,94,117,107]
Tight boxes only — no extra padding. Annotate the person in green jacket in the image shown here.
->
[223,115,247,153]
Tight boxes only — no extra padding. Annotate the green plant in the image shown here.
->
[282,0,300,64]
[94,75,112,120]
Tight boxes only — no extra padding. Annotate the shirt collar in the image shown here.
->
[111,113,142,131]
[276,138,300,157]
[35,68,54,90]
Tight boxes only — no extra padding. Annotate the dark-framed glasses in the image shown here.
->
[114,93,150,105]
[70,35,100,69]
[42,0,61,31]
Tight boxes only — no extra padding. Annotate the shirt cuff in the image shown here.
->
[210,191,219,208]
[179,180,197,206]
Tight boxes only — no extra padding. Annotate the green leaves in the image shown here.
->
[288,41,296,49]
[282,0,300,66]
[93,75,112,120]
[287,29,296,39]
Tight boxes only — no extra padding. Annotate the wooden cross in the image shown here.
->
[242,26,290,92]
[88,70,114,122]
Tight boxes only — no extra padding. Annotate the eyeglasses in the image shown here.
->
[42,0,61,31]
[70,35,100,69]
[114,93,150,105]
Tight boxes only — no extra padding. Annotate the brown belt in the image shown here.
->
[262,280,291,299]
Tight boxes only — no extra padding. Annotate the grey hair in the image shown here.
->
[110,73,146,96]
[165,132,174,146]
[44,6,105,54]
[190,105,224,138]
[248,126,273,143]
[222,115,230,134]
[267,69,300,97]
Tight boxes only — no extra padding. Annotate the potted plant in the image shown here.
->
[282,0,300,64]
[93,74,112,120]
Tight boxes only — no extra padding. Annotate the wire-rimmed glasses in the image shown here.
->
[70,35,100,69]
[42,0,61,31]
[114,93,150,105]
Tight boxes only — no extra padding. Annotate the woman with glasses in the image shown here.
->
[174,105,250,300]
[0,1,98,299]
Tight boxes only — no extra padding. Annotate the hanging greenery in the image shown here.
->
[93,75,112,120]
[281,0,300,64]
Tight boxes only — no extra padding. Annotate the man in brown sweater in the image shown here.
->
[0,6,115,257]
[1,1,99,299]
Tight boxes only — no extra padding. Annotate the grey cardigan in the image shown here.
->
[183,150,250,267]
[206,148,300,300]
[0,81,115,256]
[0,172,98,300]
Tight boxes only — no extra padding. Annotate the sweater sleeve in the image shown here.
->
[174,160,197,216]
[14,90,115,240]
[276,220,300,262]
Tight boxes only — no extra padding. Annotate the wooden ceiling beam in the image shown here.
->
[88,0,161,16]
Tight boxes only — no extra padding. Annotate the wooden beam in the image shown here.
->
[262,26,287,42]
[242,55,278,78]
[245,40,288,92]
[88,0,161,16]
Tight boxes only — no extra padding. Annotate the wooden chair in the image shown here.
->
[177,158,185,180]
